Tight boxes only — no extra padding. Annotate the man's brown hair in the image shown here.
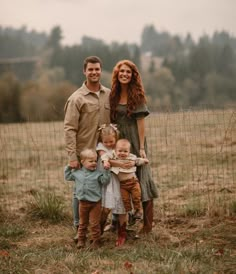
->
[83,56,102,70]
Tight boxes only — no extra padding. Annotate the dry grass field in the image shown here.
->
[0,108,236,273]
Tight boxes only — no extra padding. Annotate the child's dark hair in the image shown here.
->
[83,56,102,71]
[98,124,120,143]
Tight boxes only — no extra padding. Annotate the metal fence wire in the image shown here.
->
[0,107,235,218]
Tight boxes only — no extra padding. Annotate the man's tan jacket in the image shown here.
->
[64,82,110,161]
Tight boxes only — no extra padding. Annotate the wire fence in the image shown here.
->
[0,107,235,218]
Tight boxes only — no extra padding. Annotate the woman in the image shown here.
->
[110,60,158,245]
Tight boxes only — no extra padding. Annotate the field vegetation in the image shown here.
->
[0,109,235,273]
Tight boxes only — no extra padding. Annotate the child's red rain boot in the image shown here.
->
[115,222,127,247]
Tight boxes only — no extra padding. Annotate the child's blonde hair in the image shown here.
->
[80,148,97,161]
[98,124,120,142]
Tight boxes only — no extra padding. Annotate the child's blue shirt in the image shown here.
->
[64,166,110,202]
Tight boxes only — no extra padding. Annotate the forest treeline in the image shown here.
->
[0,25,236,122]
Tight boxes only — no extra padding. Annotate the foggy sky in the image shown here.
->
[0,0,235,45]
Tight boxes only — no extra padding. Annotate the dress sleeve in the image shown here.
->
[132,104,150,119]
[101,152,110,162]
[96,142,106,152]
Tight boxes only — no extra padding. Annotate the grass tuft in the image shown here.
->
[181,202,207,217]
[0,224,25,238]
[28,191,66,223]
[0,238,11,250]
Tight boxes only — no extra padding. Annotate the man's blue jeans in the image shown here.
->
[73,189,79,227]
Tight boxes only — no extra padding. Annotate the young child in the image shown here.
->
[102,138,149,220]
[96,124,126,233]
[64,148,110,249]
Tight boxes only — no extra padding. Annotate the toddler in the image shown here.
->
[96,124,126,233]
[64,148,110,249]
[102,138,149,219]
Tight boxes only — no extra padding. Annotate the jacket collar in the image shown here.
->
[81,82,105,95]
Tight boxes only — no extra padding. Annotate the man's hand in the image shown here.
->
[69,160,80,169]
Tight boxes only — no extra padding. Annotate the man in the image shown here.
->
[64,56,110,240]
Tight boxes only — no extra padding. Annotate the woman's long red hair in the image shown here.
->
[110,60,146,121]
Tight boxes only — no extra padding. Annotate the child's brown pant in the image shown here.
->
[119,177,141,212]
[78,200,101,245]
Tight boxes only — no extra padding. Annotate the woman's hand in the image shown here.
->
[139,148,146,158]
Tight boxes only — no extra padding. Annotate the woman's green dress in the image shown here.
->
[113,104,158,202]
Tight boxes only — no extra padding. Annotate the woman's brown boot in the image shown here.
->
[140,200,153,234]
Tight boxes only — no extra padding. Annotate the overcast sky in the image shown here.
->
[0,0,235,45]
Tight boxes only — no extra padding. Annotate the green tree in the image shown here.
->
[189,37,213,78]
[148,58,155,73]
[204,72,236,106]
[217,44,236,76]
[143,67,176,108]
[0,72,22,122]
[47,26,63,49]
[20,68,76,121]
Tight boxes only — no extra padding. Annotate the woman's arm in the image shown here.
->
[137,118,146,158]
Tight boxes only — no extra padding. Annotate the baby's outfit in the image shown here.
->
[101,151,147,218]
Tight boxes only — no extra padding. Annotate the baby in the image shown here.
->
[102,138,149,220]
